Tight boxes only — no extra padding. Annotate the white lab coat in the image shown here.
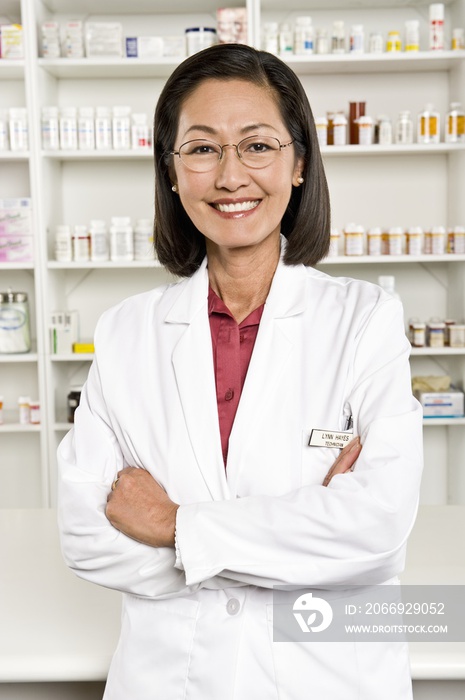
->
[58,246,423,700]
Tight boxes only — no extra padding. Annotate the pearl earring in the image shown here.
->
[172,184,178,192]
[297,176,304,185]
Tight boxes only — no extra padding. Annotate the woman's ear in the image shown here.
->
[292,157,305,187]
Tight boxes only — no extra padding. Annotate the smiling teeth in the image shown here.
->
[215,201,259,213]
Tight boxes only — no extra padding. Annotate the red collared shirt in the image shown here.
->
[208,286,264,466]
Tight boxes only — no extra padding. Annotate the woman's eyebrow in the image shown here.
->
[183,122,279,137]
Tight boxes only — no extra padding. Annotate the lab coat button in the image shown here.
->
[225,388,234,401]
[226,598,240,615]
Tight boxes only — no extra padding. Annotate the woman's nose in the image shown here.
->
[214,145,251,190]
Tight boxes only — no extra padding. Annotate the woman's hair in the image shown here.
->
[153,43,330,276]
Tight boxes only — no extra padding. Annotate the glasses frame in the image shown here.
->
[169,135,295,172]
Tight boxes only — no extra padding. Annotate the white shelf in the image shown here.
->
[0,352,38,363]
[0,423,41,433]
[55,422,72,432]
[320,255,465,264]
[411,347,465,355]
[284,51,465,75]
[423,418,465,426]
[0,60,25,80]
[0,151,30,161]
[50,353,94,362]
[40,0,223,14]
[48,260,160,268]
[321,144,465,157]
[0,262,34,270]
[42,149,152,160]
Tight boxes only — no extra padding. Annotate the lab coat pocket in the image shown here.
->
[105,594,199,700]
[266,603,360,700]
[300,430,338,487]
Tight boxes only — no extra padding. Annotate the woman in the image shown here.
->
[58,44,423,699]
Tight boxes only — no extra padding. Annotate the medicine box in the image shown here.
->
[415,389,465,418]
[0,234,33,263]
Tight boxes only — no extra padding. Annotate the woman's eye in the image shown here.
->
[247,142,270,153]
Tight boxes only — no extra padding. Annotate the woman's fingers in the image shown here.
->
[322,437,362,487]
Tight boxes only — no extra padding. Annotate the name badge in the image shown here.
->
[308,429,353,449]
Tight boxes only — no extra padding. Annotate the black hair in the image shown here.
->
[153,43,330,276]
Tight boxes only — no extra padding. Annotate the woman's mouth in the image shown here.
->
[212,200,260,213]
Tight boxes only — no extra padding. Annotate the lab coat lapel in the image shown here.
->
[226,258,308,496]
[167,259,229,501]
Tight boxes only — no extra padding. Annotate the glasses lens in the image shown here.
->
[239,136,281,168]
[179,140,221,172]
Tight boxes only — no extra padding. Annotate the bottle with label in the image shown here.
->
[429,3,445,50]
[0,291,31,353]
[344,223,364,255]
[349,101,365,145]
[331,21,345,54]
[446,102,465,143]
[95,106,112,150]
[315,117,328,147]
[131,113,149,149]
[328,227,340,257]
[18,396,31,424]
[395,111,413,144]
[387,227,403,255]
[294,16,314,55]
[350,25,364,53]
[367,227,382,256]
[72,224,90,262]
[134,219,154,261]
[41,106,60,150]
[452,28,465,50]
[333,113,348,145]
[54,224,73,262]
[316,29,329,55]
[377,115,393,145]
[112,106,131,150]
[405,20,420,51]
[424,225,446,254]
[406,226,423,255]
[357,115,374,145]
[418,104,440,144]
[110,217,134,261]
[78,107,95,150]
[59,107,78,150]
[278,23,293,56]
[368,32,383,54]
[89,220,109,262]
[263,22,279,54]
[386,31,402,52]
[9,108,28,151]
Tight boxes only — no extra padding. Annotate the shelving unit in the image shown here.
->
[0,0,464,511]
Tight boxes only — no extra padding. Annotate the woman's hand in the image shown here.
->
[322,437,362,487]
[106,467,179,548]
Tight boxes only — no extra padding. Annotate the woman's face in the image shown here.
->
[172,78,304,255]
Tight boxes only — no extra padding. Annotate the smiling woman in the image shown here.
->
[58,43,423,700]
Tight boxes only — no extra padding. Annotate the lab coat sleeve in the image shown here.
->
[174,297,424,588]
[57,354,193,598]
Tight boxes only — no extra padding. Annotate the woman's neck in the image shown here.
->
[206,236,280,324]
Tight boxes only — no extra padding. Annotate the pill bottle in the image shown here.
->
[378,275,401,301]
[41,106,59,150]
[367,227,382,256]
[67,385,82,423]
[110,216,134,261]
[263,22,279,54]
[9,108,28,151]
[331,21,345,54]
[418,104,440,144]
[78,107,95,150]
[405,20,420,51]
[424,226,446,254]
[0,395,3,424]
[395,111,413,144]
[447,225,465,253]
[411,322,426,347]
[185,27,217,56]
[315,117,328,147]
[386,31,402,52]
[452,28,465,50]
[95,106,112,150]
[428,321,445,347]
[406,226,423,255]
[134,219,154,261]
[387,226,403,255]
[59,107,78,150]
[333,113,347,145]
[350,25,364,53]
[357,115,374,145]
[54,224,73,262]
[294,16,314,55]
[72,224,90,262]
[0,109,8,151]
[316,28,329,55]
[344,223,364,255]
[326,112,336,145]
[112,106,131,150]
[328,227,340,257]
[446,102,465,143]
[444,319,456,346]
[368,32,383,54]
[30,400,40,425]
[131,113,149,149]
[278,23,293,56]
[349,101,365,144]
[0,291,31,353]
[377,115,393,145]
[429,3,444,50]
[449,324,465,347]
[18,396,30,424]
[89,219,109,262]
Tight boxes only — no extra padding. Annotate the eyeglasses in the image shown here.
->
[170,135,294,173]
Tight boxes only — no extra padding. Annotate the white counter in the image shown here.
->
[0,506,464,683]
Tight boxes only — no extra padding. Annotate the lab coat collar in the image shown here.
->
[164,235,308,325]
